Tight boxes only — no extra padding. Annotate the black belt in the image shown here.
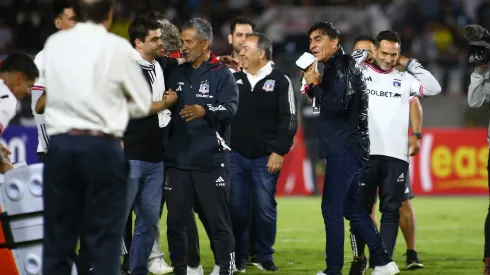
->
[68,129,116,139]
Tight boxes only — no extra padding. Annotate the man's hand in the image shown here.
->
[0,161,13,173]
[0,143,11,159]
[163,88,178,108]
[180,105,206,122]
[219,55,241,72]
[304,60,321,85]
[397,55,410,67]
[120,140,124,150]
[409,135,420,156]
[267,152,284,174]
[477,64,489,73]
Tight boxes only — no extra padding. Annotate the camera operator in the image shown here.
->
[468,61,490,275]
[465,23,490,275]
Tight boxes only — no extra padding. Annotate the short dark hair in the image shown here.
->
[230,16,255,35]
[53,0,74,18]
[141,10,165,22]
[308,22,340,40]
[73,0,114,24]
[246,32,273,61]
[353,35,375,47]
[0,52,39,80]
[128,15,163,48]
[375,30,401,47]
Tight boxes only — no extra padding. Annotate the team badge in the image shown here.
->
[262,79,275,92]
[393,79,401,88]
[199,81,209,94]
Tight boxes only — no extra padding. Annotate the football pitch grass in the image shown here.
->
[156,197,486,275]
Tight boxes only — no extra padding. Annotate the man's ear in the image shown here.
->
[135,38,143,49]
[228,34,233,45]
[54,17,62,30]
[202,39,210,51]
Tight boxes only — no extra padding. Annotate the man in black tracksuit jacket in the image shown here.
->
[229,32,297,272]
[164,18,239,275]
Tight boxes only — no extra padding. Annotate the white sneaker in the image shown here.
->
[147,257,173,274]
[372,261,400,275]
[315,272,326,275]
[210,265,220,275]
[187,265,204,275]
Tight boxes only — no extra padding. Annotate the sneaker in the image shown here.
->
[406,249,424,270]
[248,255,258,266]
[315,272,326,275]
[484,258,490,275]
[234,263,246,273]
[147,257,173,274]
[210,265,220,275]
[187,265,204,275]
[349,257,369,275]
[256,260,278,271]
[372,261,400,275]
[121,271,131,275]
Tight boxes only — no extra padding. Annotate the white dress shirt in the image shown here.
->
[243,61,274,89]
[43,22,152,138]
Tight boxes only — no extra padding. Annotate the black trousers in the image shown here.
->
[43,134,128,275]
[165,167,234,275]
[485,149,490,261]
[350,156,408,258]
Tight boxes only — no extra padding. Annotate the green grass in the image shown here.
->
[157,197,487,274]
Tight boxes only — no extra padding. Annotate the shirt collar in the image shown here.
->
[133,49,155,71]
[244,61,273,78]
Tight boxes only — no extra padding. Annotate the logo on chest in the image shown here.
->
[262,79,275,92]
[196,80,213,98]
[393,79,402,88]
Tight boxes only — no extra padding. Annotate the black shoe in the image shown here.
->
[257,260,278,271]
[248,255,258,266]
[348,257,369,275]
[406,249,424,269]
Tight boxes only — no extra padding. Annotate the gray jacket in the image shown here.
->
[467,66,490,146]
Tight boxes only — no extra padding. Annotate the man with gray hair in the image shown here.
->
[164,17,238,275]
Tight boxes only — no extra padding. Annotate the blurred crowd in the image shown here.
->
[0,0,488,124]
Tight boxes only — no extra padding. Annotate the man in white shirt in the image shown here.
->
[0,52,39,172]
[31,0,76,163]
[349,35,424,273]
[41,1,152,275]
[347,30,441,274]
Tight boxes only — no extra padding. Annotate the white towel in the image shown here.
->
[133,50,172,128]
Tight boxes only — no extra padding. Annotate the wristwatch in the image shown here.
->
[412,132,423,139]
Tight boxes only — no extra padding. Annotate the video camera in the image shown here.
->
[464,24,490,65]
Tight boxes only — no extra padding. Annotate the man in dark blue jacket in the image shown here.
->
[303,22,397,275]
[164,17,238,275]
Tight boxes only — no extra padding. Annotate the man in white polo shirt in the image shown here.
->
[0,52,39,172]
[41,0,152,274]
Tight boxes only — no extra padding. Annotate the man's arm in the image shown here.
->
[468,65,490,108]
[272,76,298,156]
[410,97,423,132]
[116,43,152,118]
[35,92,46,114]
[409,96,423,156]
[202,69,239,126]
[399,57,441,96]
[352,49,369,64]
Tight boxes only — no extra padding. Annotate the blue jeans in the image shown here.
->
[229,151,278,267]
[126,160,164,275]
[322,151,390,274]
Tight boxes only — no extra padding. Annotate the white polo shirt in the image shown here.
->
[0,80,18,135]
[42,22,152,137]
